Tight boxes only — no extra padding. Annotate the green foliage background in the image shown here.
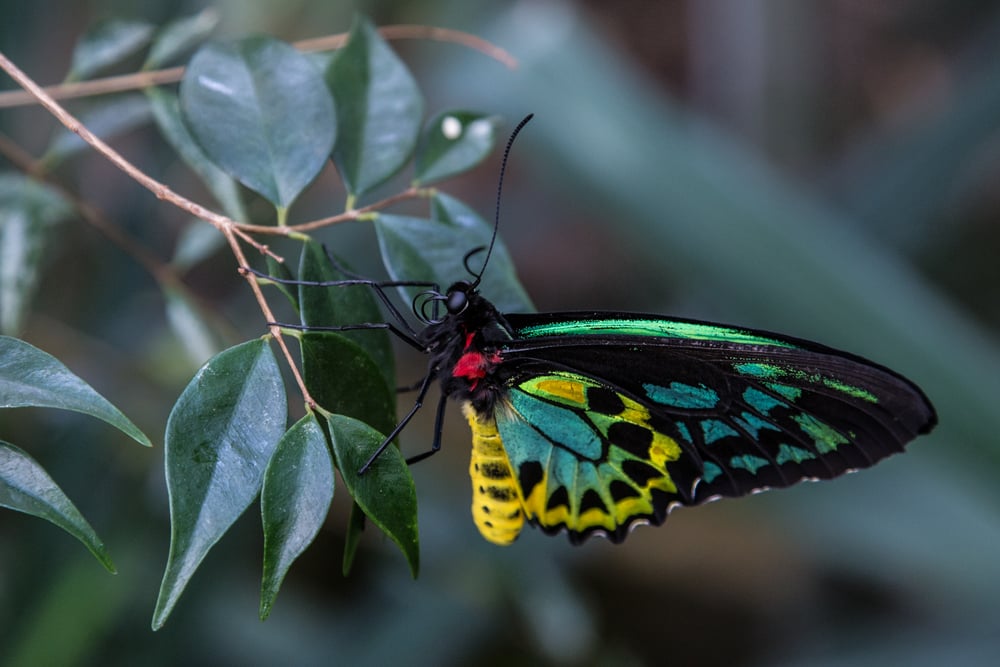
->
[2,1,999,665]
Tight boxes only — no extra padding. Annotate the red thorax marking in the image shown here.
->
[453,331,501,388]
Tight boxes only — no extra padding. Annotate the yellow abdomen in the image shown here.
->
[463,403,525,545]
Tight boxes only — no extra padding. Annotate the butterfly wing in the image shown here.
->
[474,311,935,543]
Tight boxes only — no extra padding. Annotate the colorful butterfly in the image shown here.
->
[405,285,935,545]
[292,116,936,546]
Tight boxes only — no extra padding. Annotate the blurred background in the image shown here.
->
[2,0,999,665]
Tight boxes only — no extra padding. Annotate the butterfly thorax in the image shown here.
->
[420,284,514,413]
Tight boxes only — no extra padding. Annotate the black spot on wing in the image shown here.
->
[608,422,653,459]
[579,489,606,514]
[586,386,625,415]
[519,461,544,498]
[609,479,641,502]
[547,486,570,512]
[621,459,661,487]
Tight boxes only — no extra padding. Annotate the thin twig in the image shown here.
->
[0,50,310,402]
[223,225,314,407]
[0,51,235,231]
[0,25,516,109]
[232,186,432,236]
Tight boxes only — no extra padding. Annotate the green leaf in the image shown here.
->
[170,219,225,271]
[301,332,396,438]
[180,36,336,208]
[327,16,423,197]
[298,241,394,388]
[43,94,152,166]
[0,174,73,335]
[144,8,220,69]
[326,414,418,577]
[342,501,365,576]
[163,288,225,366]
[0,440,115,572]
[153,338,286,629]
[0,336,151,446]
[431,193,533,311]
[375,196,533,312]
[260,413,334,619]
[262,255,299,313]
[147,87,247,221]
[67,19,155,81]
[414,111,499,185]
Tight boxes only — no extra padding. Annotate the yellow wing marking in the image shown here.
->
[532,377,587,406]
[463,402,525,545]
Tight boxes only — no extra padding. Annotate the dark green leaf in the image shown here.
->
[0,174,73,335]
[43,94,152,166]
[153,338,286,629]
[298,241,394,388]
[260,413,333,620]
[301,332,395,437]
[415,111,499,185]
[147,87,247,221]
[180,37,336,208]
[0,335,151,446]
[0,440,115,572]
[263,254,299,313]
[376,197,533,312]
[144,8,220,69]
[67,19,155,81]
[326,414,418,577]
[327,16,423,197]
[342,501,365,577]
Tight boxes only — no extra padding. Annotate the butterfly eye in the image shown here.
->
[446,288,469,315]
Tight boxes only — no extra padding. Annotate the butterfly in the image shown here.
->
[284,115,936,546]
[402,284,936,545]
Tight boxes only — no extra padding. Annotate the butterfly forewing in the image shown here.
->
[481,312,936,540]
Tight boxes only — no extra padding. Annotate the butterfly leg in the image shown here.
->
[404,393,450,466]
[270,320,426,351]
[246,264,435,341]
[358,369,438,474]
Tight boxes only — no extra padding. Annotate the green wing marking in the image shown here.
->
[514,315,797,348]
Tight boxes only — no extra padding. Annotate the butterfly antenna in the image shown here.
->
[471,113,534,288]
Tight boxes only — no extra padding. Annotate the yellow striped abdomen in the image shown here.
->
[463,402,525,545]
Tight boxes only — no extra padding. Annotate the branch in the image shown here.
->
[0,25,516,109]
[0,49,308,401]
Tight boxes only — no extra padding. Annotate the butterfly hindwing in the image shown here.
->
[490,372,702,544]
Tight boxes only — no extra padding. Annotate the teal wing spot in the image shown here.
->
[702,462,723,484]
[776,443,817,465]
[702,419,739,444]
[730,454,770,475]
[509,390,602,460]
[765,382,802,401]
[675,421,693,444]
[733,362,782,379]
[644,382,720,409]
[732,412,781,438]
[743,387,786,415]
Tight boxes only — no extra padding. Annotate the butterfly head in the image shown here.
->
[414,280,476,325]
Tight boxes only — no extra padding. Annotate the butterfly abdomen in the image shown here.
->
[463,403,525,545]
